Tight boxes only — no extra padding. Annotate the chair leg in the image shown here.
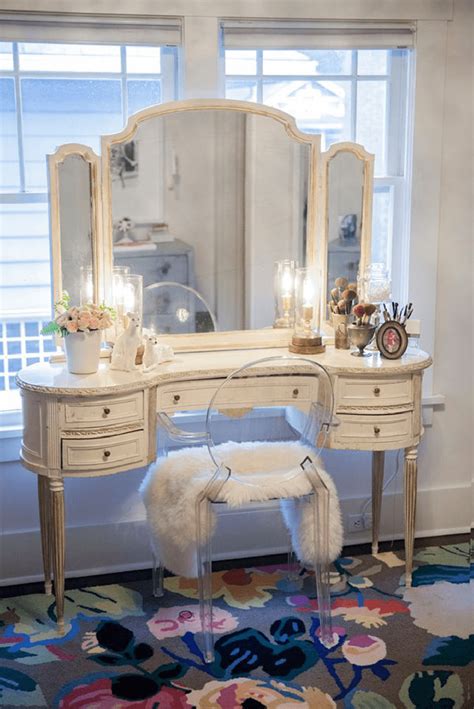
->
[312,484,333,647]
[152,553,164,598]
[196,496,214,663]
[301,460,333,648]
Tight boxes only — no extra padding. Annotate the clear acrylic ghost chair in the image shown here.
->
[144,281,217,595]
[148,355,336,659]
[192,356,336,662]
[143,281,217,335]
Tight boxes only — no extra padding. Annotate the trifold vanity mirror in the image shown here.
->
[48,99,374,350]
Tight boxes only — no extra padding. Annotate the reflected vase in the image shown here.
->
[64,330,101,374]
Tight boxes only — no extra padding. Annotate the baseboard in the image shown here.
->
[1,484,470,587]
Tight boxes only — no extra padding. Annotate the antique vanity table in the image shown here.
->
[17,97,432,631]
[17,347,431,631]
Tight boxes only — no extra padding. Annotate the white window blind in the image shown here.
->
[0,13,182,45]
[222,21,415,50]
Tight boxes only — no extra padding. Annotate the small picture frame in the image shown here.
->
[376,320,409,359]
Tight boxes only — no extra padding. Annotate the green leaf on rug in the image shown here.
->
[345,689,396,708]
[399,670,464,708]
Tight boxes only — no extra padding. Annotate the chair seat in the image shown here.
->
[140,440,343,577]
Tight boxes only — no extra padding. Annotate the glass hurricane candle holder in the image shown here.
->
[358,263,391,351]
[289,267,325,354]
[123,273,143,332]
[79,266,94,306]
[273,259,297,328]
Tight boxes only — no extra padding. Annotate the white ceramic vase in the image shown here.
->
[64,330,101,374]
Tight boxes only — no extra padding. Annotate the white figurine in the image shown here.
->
[110,312,142,371]
[142,332,174,372]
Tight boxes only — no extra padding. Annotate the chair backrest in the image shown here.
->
[144,281,217,334]
[205,355,334,472]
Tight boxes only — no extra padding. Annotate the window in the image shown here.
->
[0,37,179,411]
[224,36,413,303]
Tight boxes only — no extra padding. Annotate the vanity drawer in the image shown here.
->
[157,377,315,412]
[62,430,146,471]
[333,412,412,448]
[336,376,413,409]
[62,392,144,429]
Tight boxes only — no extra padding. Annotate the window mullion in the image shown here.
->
[120,45,127,120]
[256,49,263,104]
[351,49,357,142]
[12,42,26,192]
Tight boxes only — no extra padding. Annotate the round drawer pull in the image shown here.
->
[374,426,381,435]
[104,450,111,458]
[373,387,381,396]
[293,388,299,397]
[173,394,181,403]
[103,407,111,415]
[160,262,171,275]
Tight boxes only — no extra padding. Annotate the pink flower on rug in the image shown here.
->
[341,635,387,666]
[58,677,191,708]
[186,678,335,707]
[287,595,408,628]
[147,605,238,639]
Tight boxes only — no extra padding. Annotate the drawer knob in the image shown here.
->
[373,387,381,396]
[173,394,181,403]
[374,426,381,435]
[104,450,111,458]
[293,388,299,397]
[103,407,111,415]
[160,262,171,275]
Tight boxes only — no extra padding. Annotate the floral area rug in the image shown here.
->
[0,543,472,707]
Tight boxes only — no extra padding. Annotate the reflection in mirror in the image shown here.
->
[109,109,310,333]
[326,151,364,307]
[57,155,94,305]
[144,282,217,334]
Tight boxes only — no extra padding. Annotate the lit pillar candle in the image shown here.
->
[302,277,314,325]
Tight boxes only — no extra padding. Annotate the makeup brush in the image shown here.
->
[337,298,348,314]
[353,303,366,326]
[330,287,340,303]
[335,276,348,291]
[363,303,377,325]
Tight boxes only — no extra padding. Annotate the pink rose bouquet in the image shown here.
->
[41,291,115,337]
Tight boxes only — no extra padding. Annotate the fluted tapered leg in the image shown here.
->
[404,446,418,587]
[37,476,52,595]
[371,451,385,555]
[49,478,65,633]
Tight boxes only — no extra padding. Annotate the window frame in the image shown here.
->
[0,22,182,427]
[0,6,451,435]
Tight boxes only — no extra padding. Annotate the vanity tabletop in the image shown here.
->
[16,347,432,396]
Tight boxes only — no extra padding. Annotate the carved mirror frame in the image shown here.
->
[48,143,102,309]
[48,100,375,352]
[100,99,320,351]
[318,141,375,329]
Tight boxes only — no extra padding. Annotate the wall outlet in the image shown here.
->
[363,513,373,530]
[347,514,364,532]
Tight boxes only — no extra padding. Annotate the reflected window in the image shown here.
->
[224,47,413,295]
[0,40,179,408]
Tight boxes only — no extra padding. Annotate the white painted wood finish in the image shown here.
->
[17,347,431,629]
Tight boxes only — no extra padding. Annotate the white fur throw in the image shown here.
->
[140,440,343,578]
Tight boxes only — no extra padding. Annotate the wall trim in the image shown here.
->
[1,482,469,587]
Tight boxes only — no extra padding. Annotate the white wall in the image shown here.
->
[1,0,472,585]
